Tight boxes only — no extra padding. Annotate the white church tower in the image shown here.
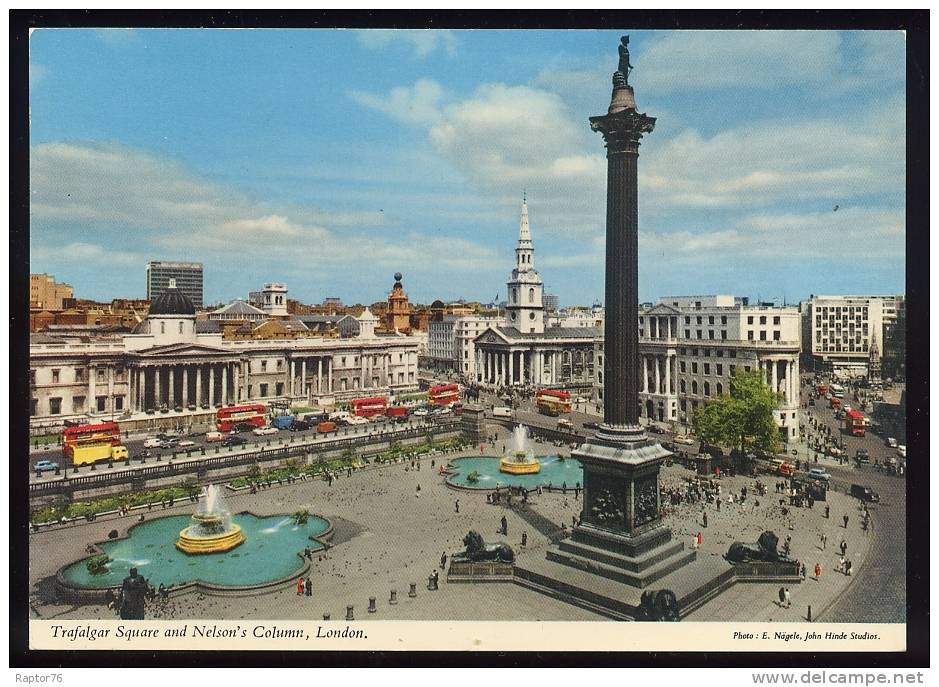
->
[505,195,545,334]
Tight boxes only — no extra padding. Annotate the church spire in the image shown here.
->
[516,195,534,271]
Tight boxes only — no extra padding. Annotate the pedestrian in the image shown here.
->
[784,588,791,609]
[296,578,304,596]
[702,511,708,528]
[716,498,721,512]
[800,563,806,580]
[820,533,827,550]
[501,515,508,536]
[455,499,460,514]
[441,552,448,570]
[843,514,849,528]
[840,539,847,556]
[825,504,830,519]
[778,587,785,607]
[305,577,312,597]
[814,562,822,581]
[696,531,703,548]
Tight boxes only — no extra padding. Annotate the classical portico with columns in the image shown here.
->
[29,284,419,428]
[473,198,600,392]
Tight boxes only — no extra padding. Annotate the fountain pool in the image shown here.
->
[447,455,583,490]
[61,512,330,589]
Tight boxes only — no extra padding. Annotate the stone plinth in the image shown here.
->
[447,559,515,582]
[460,403,486,444]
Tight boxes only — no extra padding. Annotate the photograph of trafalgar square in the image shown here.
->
[27,28,906,625]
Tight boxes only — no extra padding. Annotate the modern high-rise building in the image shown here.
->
[146,261,204,309]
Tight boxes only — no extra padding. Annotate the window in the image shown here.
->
[684,316,690,324]
[747,316,754,325]
[704,349,710,357]
[704,382,710,396]
[247,385,253,398]
[773,316,780,325]
[73,396,85,413]
[773,331,781,341]
[97,369,105,383]
[529,288,535,303]
[708,316,714,325]
[29,369,36,386]
[760,331,767,341]
[696,330,702,339]
[692,362,698,374]
[717,383,723,395]
[75,368,84,383]
[747,331,754,340]
[260,383,268,396]
[179,321,184,334]
[680,379,686,393]
[696,316,702,324]
[52,369,60,384]
[49,398,62,415]
[160,322,165,334]
[716,350,723,358]
[692,381,698,395]
[30,399,37,416]
[115,396,124,411]
[721,330,727,340]
[759,316,767,325]
[716,364,723,375]
[276,360,283,371]
[703,363,710,375]
[275,382,284,395]
[679,361,686,373]
[684,329,690,338]
[97,396,106,412]
[721,316,727,325]
[708,330,715,339]
[261,361,268,372]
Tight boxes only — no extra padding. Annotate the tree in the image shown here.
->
[692,369,782,456]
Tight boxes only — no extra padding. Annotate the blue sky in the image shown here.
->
[29,29,906,307]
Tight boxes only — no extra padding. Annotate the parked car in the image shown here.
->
[412,408,430,417]
[673,435,695,446]
[885,437,898,448]
[316,421,338,434]
[233,422,256,433]
[583,421,601,430]
[896,445,906,458]
[855,448,871,464]
[206,431,225,442]
[289,420,313,432]
[222,435,246,447]
[143,437,164,449]
[806,467,831,482]
[850,484,880,503]
[253,426,279,436]
[177,439,196,448]
[34,460,59,473]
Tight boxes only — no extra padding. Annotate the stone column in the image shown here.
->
[233,364,240,403]
[196,366,203,407]
[182,366,189,407]
[168,367,175,407]
[665,354,671,395]
[317,358,323,393]
[508,350,515,386]
[137,368,144,411]
[106,365,114,413]
[88,363,96,415]
[208,366,215,407]
[642,355,648,393]
[221,364,228,405]
[359,353,366,389]
[328,357,333,392]
[653,356,661,395]
[770,359,778,396]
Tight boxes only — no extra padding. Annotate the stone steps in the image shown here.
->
[557,536,688,573]
[547,544,697,588]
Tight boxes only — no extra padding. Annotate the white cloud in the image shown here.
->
[356,29,457,58]
[348,78,444,125]
[30,141,496,280]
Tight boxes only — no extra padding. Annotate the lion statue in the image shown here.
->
[635,589,680,622]
[456,530,515,564]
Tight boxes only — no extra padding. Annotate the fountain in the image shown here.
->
[499,425,541,475]
[175,484,246,554]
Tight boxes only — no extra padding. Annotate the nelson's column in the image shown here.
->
[516,36,732,620]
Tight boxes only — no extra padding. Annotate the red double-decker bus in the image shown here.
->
[429,383,460,405]
[62,421,121,458]
[844,409,866,437]
[216,404,267,432]
[536,389,572,416]
[352,396,387,417]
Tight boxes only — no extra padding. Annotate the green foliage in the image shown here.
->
[691,369,782,456]
[181,476,201,498]
[466,471,480,484]
[86,554,112,576]
[30,483,196,524]
[293,509,310,525]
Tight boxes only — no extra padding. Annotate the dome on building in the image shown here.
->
[430,299,445,309]
[149,279,196,316]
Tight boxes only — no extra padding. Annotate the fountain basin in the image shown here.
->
[499,457,541,475]
[447,456,582,490]
[176,523,245,555]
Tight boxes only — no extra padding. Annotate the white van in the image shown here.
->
[492,406,513,418]
[557,418,574,431]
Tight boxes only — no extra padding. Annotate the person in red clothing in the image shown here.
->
[296,578,304,595]
[696,531,703,547]
[814,562,822,580]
